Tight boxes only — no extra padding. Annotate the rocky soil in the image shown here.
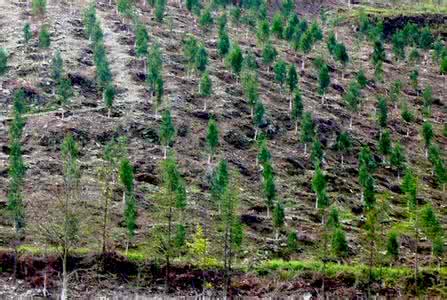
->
[0,0,446,297]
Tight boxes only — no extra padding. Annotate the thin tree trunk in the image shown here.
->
[165,207,172,294]
[61,248,68,300]
[304,143,307,155]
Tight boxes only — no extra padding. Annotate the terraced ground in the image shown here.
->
[0,0,446,297]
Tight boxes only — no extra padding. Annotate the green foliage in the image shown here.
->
[300,112,314,145]
[418,27,434,49]
[211,160,229,205]
[155,0,167,22]
[334,43,349,67]
[409,69,419,91]
[159,110,176,149]
[262,162,276,213]
[422,86,433,117]
[38,24,51,48]
[217,29,230,58]
[408,48,420,64]
[299,29,313,54]
[147,44,163,95]
[287,64,298,94]
[318,63,330,97]
[344,81,361,114]
[0,48,8,75]
[332,228,349,258]
[52,50,64,84]
[281,0,295,17]
[273,201,285,230]
[217,13,227,34]
[421,121,434,150]
[378,129,392,162]
[363,175,376,210]
[254,100,265,129]
[326,207,340,230]
[227,44,243,76]
[206,118,219,159]
[174,224,186,248]
[195,43,208,73]
[135,22,149,58]
[287,231,299,253]
[199,7,214,30]
[117,0,133,17]
[359,145,377,173]
[199,71,212,97]
[257,137,271,166]
[32,0,47,16]
[309,21,323,43]
[23,23,32,45]
[57,78,73,105]
[262,42,278,68]
[120,159,134,194]
[335,132,352,156]
[241,71,259,114]
[7,90,27,231]
[284,14,299,41]
[387,231,399,260]
[356,69,367,89]
[187,225,215,268]
[327,31,337,56]
[271,13,284,39]
[256,19,270,44]
[96,55,112,90]
[400,100,415,123]
[312,166,329,210]
[392,31,406,60]
[83,4,97,40]
[441,56,447,75]
[402,168,417,211]
[291,89,303,125]
[311,137,324,168]
[103,83,116,112]
[273,59,287,88]
[186,0,200,11]
[419,204,442,241]
[376,96,388,129]
[390,142,406,176]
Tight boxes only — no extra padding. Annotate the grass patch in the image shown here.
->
[256,259,446,288]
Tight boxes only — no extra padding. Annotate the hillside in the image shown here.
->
[0,0,446,298]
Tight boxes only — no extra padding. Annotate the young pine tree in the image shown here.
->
[271,13,284,39]
[262,162,276,218]
[273,201,285,241]
[262,42,278,73]
[300,112,314,155]
[335,131,352,168]
[23,23,32,46]
[253,100,265,140]
[390,142,406,179]
[199,71,212,111]
[318,63,330,104]
[119,158,136,253]
[291,89,303,133]
[155,0,167,23]
[273,59,287,92]
[206,118,219,164]
[386,231,399,263]
[159,110,176,159]
[378,129,392,164]
[39,24,51,48]
[312,166,327,210]
[287,64,298,110]
[0,48,8,75]
[227,44,243,77]
[344,81,361,129]
[311,137,324,168]
[421,121,434,158]
[103,83,116,118]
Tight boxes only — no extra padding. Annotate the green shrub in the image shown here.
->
[32,0,47,16]
[0,48,8,75]
[38,25,51,48]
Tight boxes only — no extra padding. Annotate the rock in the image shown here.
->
[223,129,251,150]
[191,110,210,120]
[284,156,306,175]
